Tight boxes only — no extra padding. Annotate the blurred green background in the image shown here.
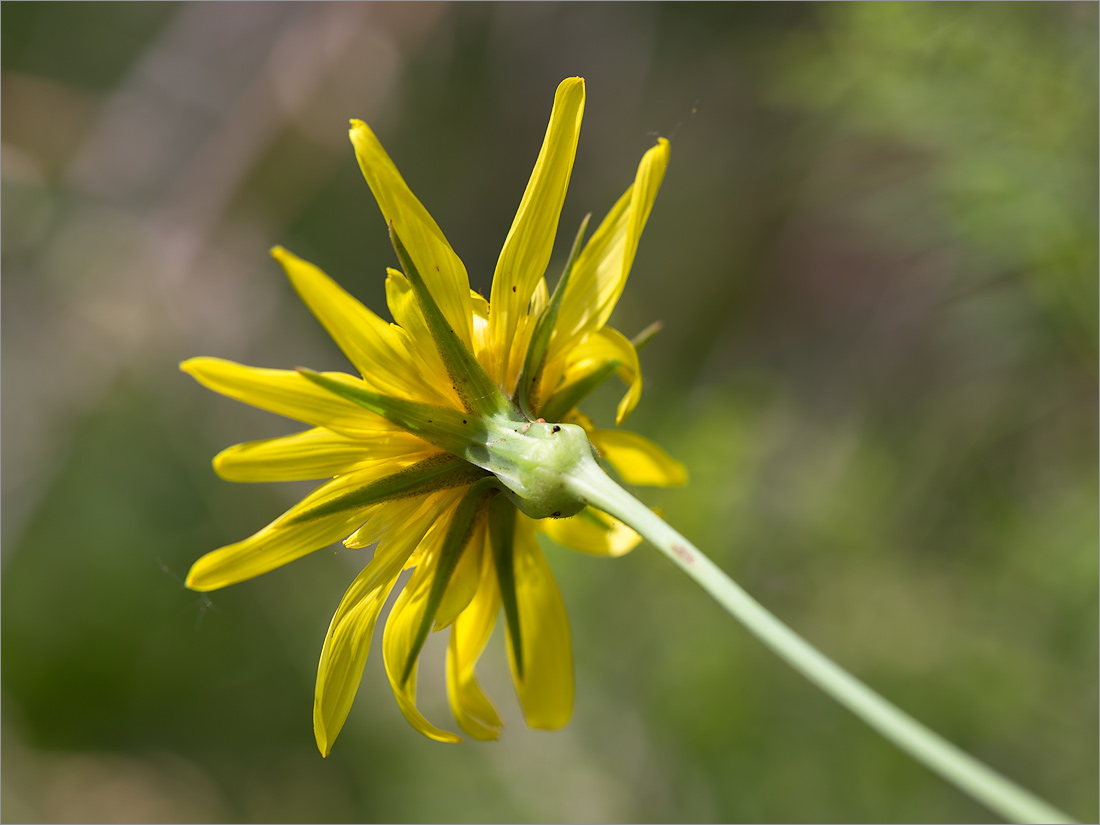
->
[2,2,1096,822]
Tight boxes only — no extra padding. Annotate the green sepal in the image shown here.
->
[300,367,595,521]
[388,224,513,419]
[514,213,590,418]
[401,477,499,686]
[630,319,663,353]
[488,495,523,679]
[297,368,498,457]
[285,453,487,524]
[538,361,620,423]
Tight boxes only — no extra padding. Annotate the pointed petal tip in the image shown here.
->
[315,732,332,758]
[644,137,671,166]
[179,356,228,378]
[348,119,372,151]
[525,713,573,732]
[348,120,373,146]
[184,564,209,592]
[210,450,233,480]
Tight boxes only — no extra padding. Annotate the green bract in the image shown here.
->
[181,77,684,752]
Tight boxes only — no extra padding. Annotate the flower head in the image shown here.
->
[182,77,686,752]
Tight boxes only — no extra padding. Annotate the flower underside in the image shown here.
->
[182,77,686,753]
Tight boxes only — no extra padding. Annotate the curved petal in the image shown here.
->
[186,508,362,593]
[271,246,450,406]
[540,506,641,557]
[384,268,463,409]
[542,326,641,425]
[469,289,492,372]
[433,521,486,631]
[509,517,573,730]
[530,276,549,318]
[315,575,398,756]
[180,357,395,437]
[488,77,585,387]
[213,427,429,482]
[313,495,441,756]
[589,428,688,487]
[349,119,474,350]
[550,138,670,356]
[446,534,503,740]
[186,456,439,590]
[381,511,463,743]
[343,486,455,551]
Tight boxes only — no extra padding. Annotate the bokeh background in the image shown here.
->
[3,2,1096,822]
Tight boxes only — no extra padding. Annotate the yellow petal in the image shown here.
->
[213,427,429,482]
[589,428,688,487]
[315,575,397,756]
[186,457,437,590]
[180,357,395,438]
[271,246,450,406]
[187,510,362,593]
[509,517,573,730]
[342,487,453,550]
[349,119,474,350]
[530,276,549,317]
[313,496,440,756]
[545,326,641,425]
[550,138,670,355]
[469,288,492,370]
[384,268,463,409]
[433,521,486,631]
[381,512,462,743]
[488,77,585,387]
[540,506,641,557]
[446,532,503,740]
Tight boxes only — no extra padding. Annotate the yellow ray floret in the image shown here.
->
[182,77,680,752]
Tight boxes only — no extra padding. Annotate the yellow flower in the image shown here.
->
[182,77,686,753]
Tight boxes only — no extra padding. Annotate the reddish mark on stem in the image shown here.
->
[672,543,694,565]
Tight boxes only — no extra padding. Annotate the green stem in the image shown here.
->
[566,461,1074,825]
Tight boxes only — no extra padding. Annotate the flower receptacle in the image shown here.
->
[295,365,597,521]
[479,421,595,521]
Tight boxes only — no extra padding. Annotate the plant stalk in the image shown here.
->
[566,461,1074,825]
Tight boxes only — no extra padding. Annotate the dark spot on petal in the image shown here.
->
[427,419,433,423]
[434,266,440,272]
[512,286,517,292]
[462,419,467,424]
[551,511,561,518]
[552,425,561,433]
